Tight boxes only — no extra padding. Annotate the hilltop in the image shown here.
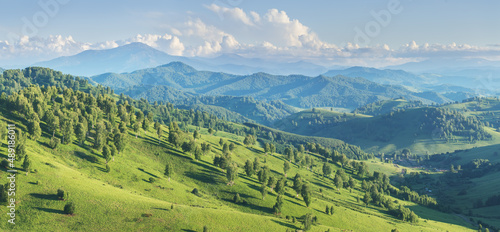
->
[353,98,425,116]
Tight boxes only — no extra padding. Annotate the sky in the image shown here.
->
[1,0,500,67]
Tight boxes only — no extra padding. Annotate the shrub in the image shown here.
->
[64,202,75,215]
[149,177,156,183]
[233,193,241,204]
[1,159,9,168]
[49,137,61,149]
[191,188,200,196]
[57,189,68,200]
[105,164,111,173]
[0,183,8,203]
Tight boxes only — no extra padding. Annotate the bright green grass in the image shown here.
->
[0,114,477,231]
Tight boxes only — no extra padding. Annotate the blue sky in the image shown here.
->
[1,0,499,67]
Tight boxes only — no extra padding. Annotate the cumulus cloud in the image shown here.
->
[0,32,187,66]
[125,34,185,56]
[0,35,101,65]
[206,4,255,26]
[1,5,500,68]
[181,18,240,56]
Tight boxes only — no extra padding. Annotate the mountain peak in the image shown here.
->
[159,62,197,73]
[34,42,178,76]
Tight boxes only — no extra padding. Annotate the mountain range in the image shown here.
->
[32,42,500,95]
[34,42,329,77]
[90,62,463,116]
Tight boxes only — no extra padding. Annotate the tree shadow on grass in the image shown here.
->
[271,219,300,230]
[220,197,273,214]
[221,190,258,200]
[73,151,99,164]
[285,198,305,208]
[152,207,169,212]
[96,165,108,173]
[141,136,192,161]
[36,140,52,150]
[184,171,218,184]
[30,193,58,200]
[35,207,65,214]
[313,208,327,215]
[311,180,333,191]
[239,174,260,185]
[270,169,282,176]
[181,229,196,232]
[138,168,159,178]
[190,160,221,174]
[247,147,264,154]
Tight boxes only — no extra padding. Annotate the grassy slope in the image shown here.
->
[276,107,500,155]
[0,114,475,231]
[441,97,500,128]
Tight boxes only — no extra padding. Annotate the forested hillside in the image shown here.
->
[123,86,298,125]
[0,67,478,231]
[92,62,456,110]
[353,98,424,116]
[275,106,496,154]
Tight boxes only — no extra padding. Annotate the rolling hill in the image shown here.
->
[323,66,425,88]
[91,62,457,110]
[274,106,499,155]
[0,66,483,231]
[122,86,298,125]
[353,98,425,116]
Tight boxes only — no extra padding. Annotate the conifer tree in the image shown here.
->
[23,155,31,174]
[164,161,173,182]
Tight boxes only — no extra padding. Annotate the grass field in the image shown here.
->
[0,112,479,231]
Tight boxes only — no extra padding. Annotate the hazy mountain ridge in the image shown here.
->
[123,85,297,125]
[322,66,485,98]
[34,42,328,77]
[92,62,457,111]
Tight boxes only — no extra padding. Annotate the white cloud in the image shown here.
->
[250,11,260,23]
[1,6,500,68]
[125,33,185,56]
[206,4,255,26]
[264,9,290,24]
[181,18,240,56]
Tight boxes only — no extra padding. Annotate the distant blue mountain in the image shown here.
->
[323,66,486,97]
[385,58,500,92]
[323,66,425,87]
[34,42,328,77]
[34,42,195,77]
[385,57,500,73]
[92,61,459,110]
